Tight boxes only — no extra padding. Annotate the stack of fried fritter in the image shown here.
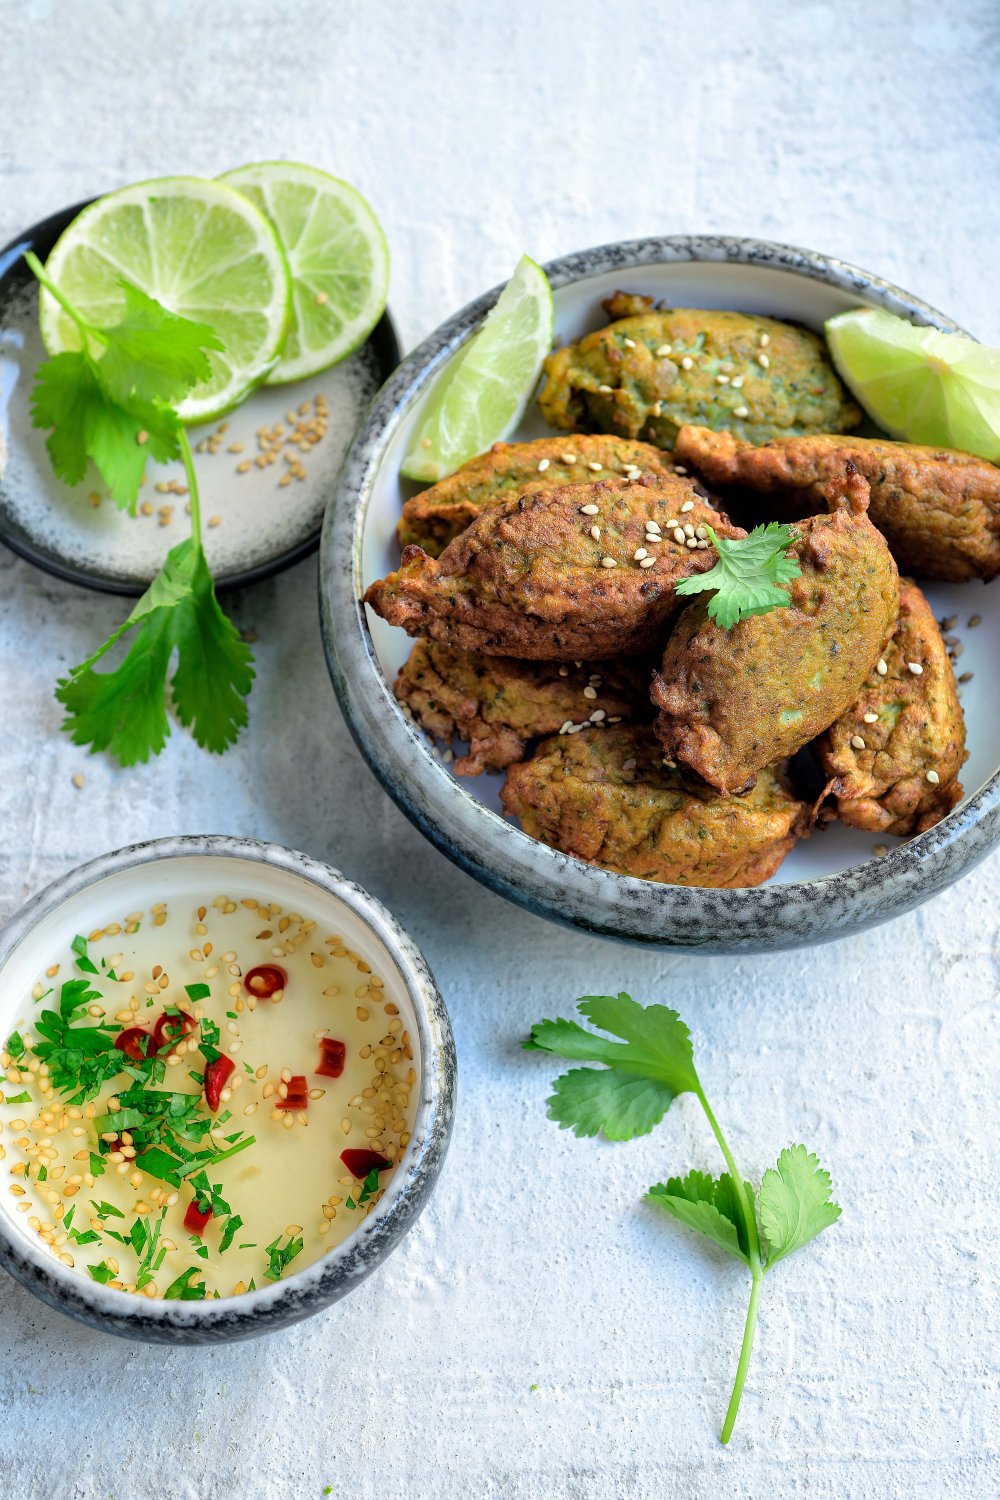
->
[364,294,987,889]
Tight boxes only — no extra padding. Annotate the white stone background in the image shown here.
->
[1,1,999,1496]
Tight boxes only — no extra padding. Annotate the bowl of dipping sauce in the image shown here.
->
[0,836,454,1344]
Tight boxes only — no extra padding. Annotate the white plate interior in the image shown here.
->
[0,279,383,587]
[361,260,999,883]
[0,851,421,1260]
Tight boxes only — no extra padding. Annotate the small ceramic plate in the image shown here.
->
[320,236,1000,952]
[0,202,400,595]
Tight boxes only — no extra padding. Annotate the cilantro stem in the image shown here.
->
[176,428,202,544]
[695,1083,764,1444]
[24,251,96,347]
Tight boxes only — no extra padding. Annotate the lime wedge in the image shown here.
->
[39,176,291,424]
[826,308,1000,462]
[401,255,554,483]
[220,160,389,385]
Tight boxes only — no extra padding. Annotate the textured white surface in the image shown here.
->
[1,2,999,1496]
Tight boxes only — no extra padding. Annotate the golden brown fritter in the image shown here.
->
[364,475,744,661]
[398,435,676,555]
[394,642,652,776]
[652,504,899,794]
[674,425,1000,582]
[538,299,860,451]
[500,723,808,888]
[815,579,967,836]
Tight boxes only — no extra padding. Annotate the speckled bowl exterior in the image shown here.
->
[319,236,1000,952]
[0,836,455,1344]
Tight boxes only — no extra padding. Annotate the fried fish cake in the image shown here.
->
[815,579,967,836]
[394,642,652,776]
[398,435,675,555]
[500,723,808,888]
[365,475,744,660]
[674,425,1000,582]
[652,504,899,794]
[539,297,860,451]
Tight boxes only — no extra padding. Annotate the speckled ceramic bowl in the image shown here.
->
[319,236,1000,952]
[0,836,454,1344]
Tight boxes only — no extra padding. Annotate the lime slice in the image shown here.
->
[826,308,1000,462]
[401,254,554,483]
[39,176,291,424]
[220,160,389,385]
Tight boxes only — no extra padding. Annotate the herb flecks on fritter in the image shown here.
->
[815,578,967,835]
[652,504,899,794]
[501,723,808,888]
[539,301,860,452]
[674,425,1000,582]
[365,475,744,660]
[398,435,676,555]
[394,642,652,776]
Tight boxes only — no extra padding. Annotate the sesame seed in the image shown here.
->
[683,523,695,538]
[590,525,601,541]
[71,772,85,790]
[695,524,707,539]
[623,337,636,349]
[681,356,693,370]
[686,537,698,548]
[873,844,888,858]
[863,712,879,724]
[760,332,770,347]
[601,557,617,568]
[583,686,598,700]
[926,769,940,785]
[851,735,866,750]
[580,503,600,515]
[634,548,648,561]
[715,374,730,385]
[587,461,603,472]
[646,519,661,532]
[758,353,770,369]
[561,453,578,464]
[696,538,710,548]
[645,532,662,544]
[598,384,613,394]
[656,344,672,356]
[734,406,749,419]
[559,721,573,735]
[680,499,695,513]
[731,376,744,388]
[673,527,686,543]
[558,666,569,676]
[590,709,607,723]
[639,556,656,568]
[674,465,688,475]
[537,458,550,472]
[907,661,923,675]
[877,659,888,676]
[959,671,973,683]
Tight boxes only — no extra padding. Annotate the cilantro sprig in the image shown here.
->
[24,252,255,766]
[675,522,802,629]
[526,994,840,1444]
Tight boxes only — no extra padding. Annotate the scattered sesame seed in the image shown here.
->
[600,556,617,568]
[681,357,693,370]
[537,458,550,472]
[587,461,603,472]
[760,333,770,347]
[683,523,695,538]
[71,772,85,790]
[580,503,600,515]
[851,735,866,750]
[926,769,940,785]
[561,453,578,464]
[207,515,222,529]
[863,712,879,724]
[877,659,888,676]
[731,376,744,388]
[873,844,888,858]
[583,686,598,700]
[733,405,749,419]
[623,337,636,349]
[558,666,570,677]
[590,525,602,541]
[558,721,573,735]
[646,519,661,532]
[680,499,695,513]
[674,466,688,476]
[715,374,730,385]
[634,548,648,561]
[656,344,672,356]
[315,290,329,304]
[590,709,607,723]
[696,538,709,548]
[758,353,770,369]
[639,556,656,568]
[136,430,148,446]
[673,527,686,544]
[907,661,923,675]
[598,384,613,394]
[695,524,707,539]
[959,671,973,683]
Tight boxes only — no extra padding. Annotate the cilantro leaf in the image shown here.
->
[647,1170,754,1265]
[94,280,221,407]
[163,1266,209,1301]
[263,1232,305,1282]
[56,536,255,766]
[758,1145,841,1269]
[675,522,802,629]
[525,994,699,1140]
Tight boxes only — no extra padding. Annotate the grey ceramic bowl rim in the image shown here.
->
[0,835,455,1343]
[319,234,1000,952]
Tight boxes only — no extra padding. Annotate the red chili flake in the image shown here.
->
[114,1026,152,1061]
[316,1038,346,1078]
[203,1055,235,1112]
[340,1148,392,1178]
[184,1199,213,1237]
[243,964,287,1000]
[152,1009,196,1053]
[275,1074,309,1112]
